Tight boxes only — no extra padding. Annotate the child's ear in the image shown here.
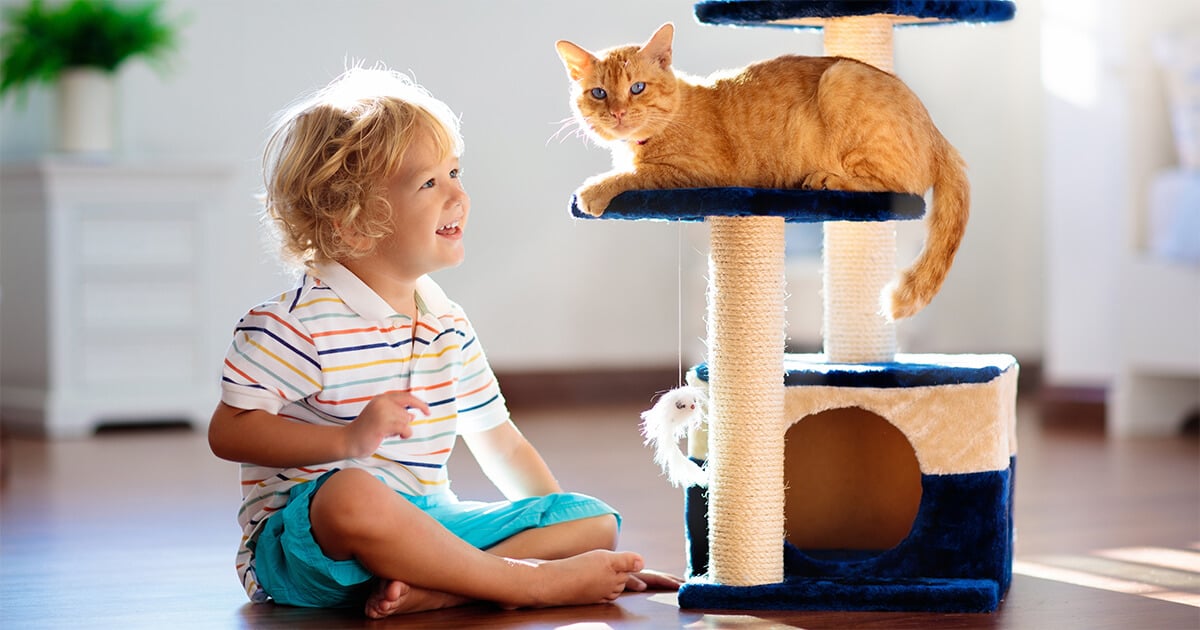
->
[555,39,595,81]
[639,22,674,69]
[335,221,372,254]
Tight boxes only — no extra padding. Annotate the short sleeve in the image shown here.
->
[451,309,510,435]
[220,301,322,414]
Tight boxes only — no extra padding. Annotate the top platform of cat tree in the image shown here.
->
[570,188,925,223]
[693,0,1016,28]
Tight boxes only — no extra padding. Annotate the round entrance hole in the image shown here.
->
[784,407,922,556]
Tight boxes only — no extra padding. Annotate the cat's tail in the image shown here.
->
[886,141,970,320]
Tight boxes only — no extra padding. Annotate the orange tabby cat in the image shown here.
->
[554,23,969,320]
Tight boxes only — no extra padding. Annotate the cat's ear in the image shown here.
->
[639,22,674,69]
[555,40,595,82]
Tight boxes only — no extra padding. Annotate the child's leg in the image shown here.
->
[364,514,622,617]
[363,509,621,617]
[485,513,619,559]
[308,468,642,612]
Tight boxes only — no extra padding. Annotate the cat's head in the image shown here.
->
[554,23,679,144]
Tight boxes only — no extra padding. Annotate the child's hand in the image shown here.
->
[343,392,431,459]
[624,568,686,592]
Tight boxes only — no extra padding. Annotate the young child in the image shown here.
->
[209,66,681,619]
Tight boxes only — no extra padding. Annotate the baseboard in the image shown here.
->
[1037,384,1107,429]
[1009,361,1108,430]
[495,366,682,409]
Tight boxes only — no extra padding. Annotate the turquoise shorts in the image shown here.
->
[252,469,620,608]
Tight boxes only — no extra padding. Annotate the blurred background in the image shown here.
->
[0,0,1196,438]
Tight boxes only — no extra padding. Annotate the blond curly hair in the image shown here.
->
[261,66,464,269]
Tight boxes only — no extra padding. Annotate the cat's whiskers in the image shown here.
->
[546,116,594,146]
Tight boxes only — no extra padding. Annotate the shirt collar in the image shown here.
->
[312,261,452,321]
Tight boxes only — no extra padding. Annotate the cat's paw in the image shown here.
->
[575,195,606,217]
[577,182,617,217]
[801,172,843,191]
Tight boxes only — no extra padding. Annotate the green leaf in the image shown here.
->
[0,0,180,99]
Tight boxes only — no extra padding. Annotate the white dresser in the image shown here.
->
[0,160,232,437]
[1109,169,1200,436]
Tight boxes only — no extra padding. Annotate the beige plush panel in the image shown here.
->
[782,365,1019,475]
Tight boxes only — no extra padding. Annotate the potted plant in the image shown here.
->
[0,0,178,154]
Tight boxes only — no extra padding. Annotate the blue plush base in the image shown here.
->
[570,188,924,223]
[678,575,1000,613]
[682,460,1015,612]
[682,354,1018,613]
[694,0,1017,27]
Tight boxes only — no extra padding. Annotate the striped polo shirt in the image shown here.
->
[220,261,509,601]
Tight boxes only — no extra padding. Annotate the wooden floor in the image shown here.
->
[2,396,1198,629]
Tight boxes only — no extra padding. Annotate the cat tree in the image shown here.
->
[572,0,1017,613]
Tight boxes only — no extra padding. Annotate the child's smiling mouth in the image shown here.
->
[436,220,461,237]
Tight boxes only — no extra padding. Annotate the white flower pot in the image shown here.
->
[56,67,115,155]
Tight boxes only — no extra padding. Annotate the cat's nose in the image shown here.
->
[611,108,625,120]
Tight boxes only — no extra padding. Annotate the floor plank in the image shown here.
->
[2,399,1198,629]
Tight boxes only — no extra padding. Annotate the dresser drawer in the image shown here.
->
[80,216,196,268]
[81,280,197,329]
[80,335,199,386]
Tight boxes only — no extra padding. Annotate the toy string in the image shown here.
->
[677,222,684,389]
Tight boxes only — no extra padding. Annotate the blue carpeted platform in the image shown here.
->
[694,0,1017,28]
[569,188,925,222]
[679,575,1002,613]
[693,353,1018,389]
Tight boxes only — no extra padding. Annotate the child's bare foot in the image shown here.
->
[625,568,686,592]
[364,579,470,619]
[522,549,645,608]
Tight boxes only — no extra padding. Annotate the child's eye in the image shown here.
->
[630,82,645,95]
[421,179,435,189]
[590,87,607,100]
[450,168,460,179]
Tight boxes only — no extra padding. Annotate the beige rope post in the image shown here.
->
[822,16,899,363]
[705,215,786,586]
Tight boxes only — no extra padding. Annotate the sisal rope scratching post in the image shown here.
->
[705,216,786,586]
[822,16,899,363]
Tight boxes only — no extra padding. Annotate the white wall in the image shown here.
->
[0,0,1042,373]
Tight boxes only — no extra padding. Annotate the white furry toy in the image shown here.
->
[640,386,708,487]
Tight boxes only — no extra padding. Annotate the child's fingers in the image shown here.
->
[393,392,431,415]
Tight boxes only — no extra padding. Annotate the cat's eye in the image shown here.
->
[590,87,607,100]
[630,82,646,95]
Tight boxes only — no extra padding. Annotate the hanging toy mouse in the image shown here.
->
[640,385,708,487]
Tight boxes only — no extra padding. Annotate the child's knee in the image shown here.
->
[309,469,391,537]
[579,513,619,550]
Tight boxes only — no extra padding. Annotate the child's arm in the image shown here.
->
[461,420,562,500]
[208,392,431,468]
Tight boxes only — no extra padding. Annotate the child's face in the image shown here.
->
[373,128,470,280]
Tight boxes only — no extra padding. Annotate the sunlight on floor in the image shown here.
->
[647,592,799,629]
[1014,544,1200,607]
